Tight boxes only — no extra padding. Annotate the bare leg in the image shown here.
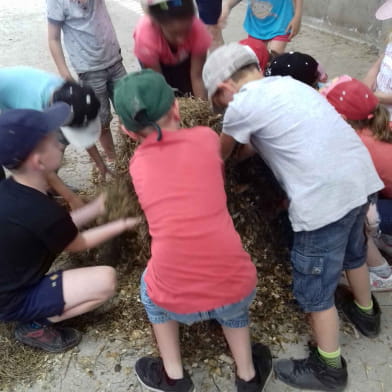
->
[222,326,255,381]
[206,24,224,52]
[48,266,117,323]
[268,40,288,55]
[367,235,384,268]
[100,126,116,161]
[311,307,340,352]
[346,264,372,307]
[86,145,109,178]
[152,321,184,379]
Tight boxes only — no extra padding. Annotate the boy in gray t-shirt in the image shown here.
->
[203,43,384,392]
[47,0,126,176]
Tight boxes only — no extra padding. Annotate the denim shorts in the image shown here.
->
[78,60,126,127]
[140,271,255,328]
[0,271,65,323]
[291,203,368,313]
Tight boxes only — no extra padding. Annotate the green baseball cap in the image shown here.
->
[114,69,175,140]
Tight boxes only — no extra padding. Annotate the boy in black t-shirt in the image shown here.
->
[0,104,140,352]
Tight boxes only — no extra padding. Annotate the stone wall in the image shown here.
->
[302,0,392,48]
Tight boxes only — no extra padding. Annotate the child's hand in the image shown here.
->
[286,16,302,39]
[69,195,85,211]
[123,217,142,231]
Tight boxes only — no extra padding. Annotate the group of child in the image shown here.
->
[1,0,392,391]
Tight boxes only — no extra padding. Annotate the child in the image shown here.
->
[195,0,224,51]
[0,66,108,208]
[363,0,392,120]
[240,37,270,71]
[203,43,383,391]
[47,0,126,164]
[113,69,272,392]
[0,104,139,352]
[265,51,321,87]
[219,0,303,55]
[321,75,392,291]
[134,0,211,98]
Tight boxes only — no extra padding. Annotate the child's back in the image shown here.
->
[130,126,256,313]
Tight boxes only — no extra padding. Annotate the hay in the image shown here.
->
[0,98,308,390]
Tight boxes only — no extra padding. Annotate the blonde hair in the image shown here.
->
[348,104,392,143]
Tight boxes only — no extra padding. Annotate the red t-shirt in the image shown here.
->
[130,127,257,313]
[133,15,212,67]
[358,128,392,198]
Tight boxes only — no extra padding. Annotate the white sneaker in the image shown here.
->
[373,233,392,256]
[370,271,392,292]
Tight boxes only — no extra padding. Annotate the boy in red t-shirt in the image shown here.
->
[114,69,272,392]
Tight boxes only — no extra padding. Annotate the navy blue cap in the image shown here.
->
[0,102,71,169]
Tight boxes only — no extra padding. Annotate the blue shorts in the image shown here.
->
[291,203,368,313]
[196,0,222,25]
[78,60,126,127]
[0,271,65,323]
[140,271,255,328]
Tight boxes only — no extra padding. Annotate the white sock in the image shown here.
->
[369,259,392,278]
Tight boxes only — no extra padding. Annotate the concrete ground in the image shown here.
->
[0,0,391,391]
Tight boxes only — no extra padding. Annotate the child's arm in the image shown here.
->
[65,217,140,252]
[70,194,106,228]
[220,133,239,161]
[363,55,383,90]
[48,21,75,81]
[374,91,392,105]
[191,54,207,99]
[219,0,242,28]
[286,0,303,39]
[46,172,85,210]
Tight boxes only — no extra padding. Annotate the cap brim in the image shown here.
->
[43,102,72,133]
[376,0,392,20]
[60,116,101,149]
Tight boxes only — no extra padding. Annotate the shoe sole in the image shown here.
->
[136,374,196,392]
[15,331,82,353]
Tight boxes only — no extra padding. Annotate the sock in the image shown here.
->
[369,259,392,278]
[355,299,374,315]
[317,347,342,368]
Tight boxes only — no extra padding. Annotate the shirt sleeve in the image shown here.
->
[47,0,66,22]
[41,212,78,255]
[189,18,212,56]
[133,17,161,67]
[222,104,255,145]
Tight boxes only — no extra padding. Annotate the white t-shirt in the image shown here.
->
[376,42,392,118]
[223,76,383,232]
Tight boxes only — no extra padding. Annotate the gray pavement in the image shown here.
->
[0,0,391,391]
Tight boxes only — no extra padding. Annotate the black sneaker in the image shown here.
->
[135,357,194,392]
[15,322,82,353]
[274,348,348,391]
[236,343,273,392]
[337,286,381,338]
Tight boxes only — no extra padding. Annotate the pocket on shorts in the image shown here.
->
[292,251,324,309]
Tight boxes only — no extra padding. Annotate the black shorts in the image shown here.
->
[0,271,65,323]
[196,0,222,25]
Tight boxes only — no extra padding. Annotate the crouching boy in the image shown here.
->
[203,43,384,391]
[114,69,272,392]
[0,104,139,352]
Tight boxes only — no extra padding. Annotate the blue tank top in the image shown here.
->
[244,0,294,40]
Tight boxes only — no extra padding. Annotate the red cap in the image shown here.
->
[320,75,378,121]
[239,37,269,71]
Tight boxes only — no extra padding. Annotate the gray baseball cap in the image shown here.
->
[202,42,259,99]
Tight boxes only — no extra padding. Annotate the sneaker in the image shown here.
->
[274,348,348,391]
[374,233,392,256]
[15,322,82,353]
[370,271,392,292]
[340,293,381,338]
[236,343,273,392]
[135,357,194,392]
